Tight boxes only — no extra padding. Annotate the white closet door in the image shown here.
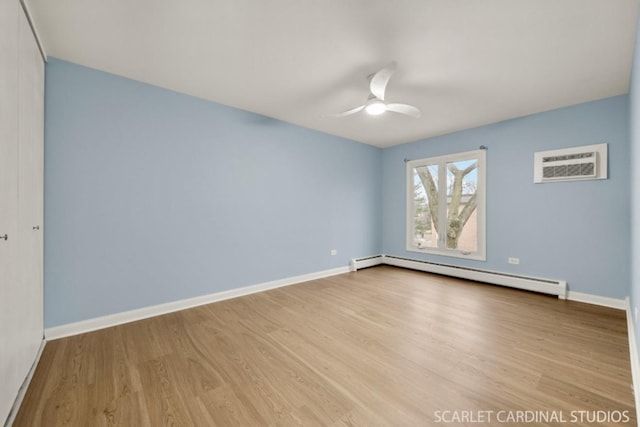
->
[17,0,44,379]
[0,1,44,423]
[0,0,22,422]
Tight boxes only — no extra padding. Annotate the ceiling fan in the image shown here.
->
[333,61,421,118]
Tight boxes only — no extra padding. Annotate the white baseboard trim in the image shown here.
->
[566,291,626,310]
[625,297,640,424]
[45,266,351,340]
[44,257,628,340]
[4,338,46,427]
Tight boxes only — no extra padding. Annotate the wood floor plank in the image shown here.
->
[13,266,636,426]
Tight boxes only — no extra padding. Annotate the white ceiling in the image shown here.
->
[26,0,640,148]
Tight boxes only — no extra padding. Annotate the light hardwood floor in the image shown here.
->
[14,266,636,426]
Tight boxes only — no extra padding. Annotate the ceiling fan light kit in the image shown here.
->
[365,100,386,115]
[334,61,421,119]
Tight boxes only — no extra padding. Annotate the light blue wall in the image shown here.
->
[382,96,630,299]
[630,13,640,358]
[44,58,382,328]
[45,56,633,328]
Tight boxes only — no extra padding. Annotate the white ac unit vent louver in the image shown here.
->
[534,143,607,183]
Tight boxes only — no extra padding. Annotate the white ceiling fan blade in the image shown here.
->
[369,61,397,101]
[333,104,365,117]
[386,103,421,118]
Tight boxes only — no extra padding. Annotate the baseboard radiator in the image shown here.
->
[351,255,567,299]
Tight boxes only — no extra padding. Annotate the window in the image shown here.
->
[407,149,486,260]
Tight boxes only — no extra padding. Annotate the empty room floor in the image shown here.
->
[14,266,636,426]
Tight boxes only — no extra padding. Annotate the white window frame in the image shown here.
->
[406,149,486,261]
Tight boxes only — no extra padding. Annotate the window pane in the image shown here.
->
[407,149,485,260]
[445,159,478,251]
[412,165,438,249]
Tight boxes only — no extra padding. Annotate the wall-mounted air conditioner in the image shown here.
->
[533,143,607,183]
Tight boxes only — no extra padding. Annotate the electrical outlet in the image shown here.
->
[330,249,337,256]
[508,257,520,265]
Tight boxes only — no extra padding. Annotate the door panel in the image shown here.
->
[16,0,45,393]
[0,0,21,422]
[0,2,44,423]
